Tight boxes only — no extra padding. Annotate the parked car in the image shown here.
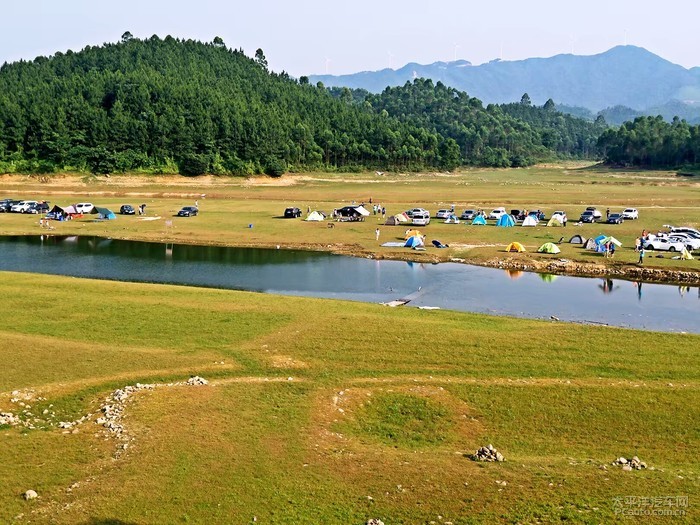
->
[584,207,603,219]
[75,202,94,214]
[177,206,199,217]
[669,226,700,238]
[643,237,685,252]
[120,205,135,215]
[551,211,567,225]
[411,209,431,226]
[283,207,302,218]
[667,234,700,251]
[435,209,452,219]
[26,202,49,214]
[607,213,624,224]
[460,209,477,220]
[0,199,20,212]
[488,207,507,220]
[11,200,38,213]
[622,208,639,220]
[579,210,598,223]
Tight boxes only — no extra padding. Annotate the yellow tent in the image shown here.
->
[506,242,526,252]
[546,217,562,227]
[681,248,694,260]
[405,229,422,239]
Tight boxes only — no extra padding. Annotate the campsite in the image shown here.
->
[1,165,700,524]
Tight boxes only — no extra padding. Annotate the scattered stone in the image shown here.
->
[23,490,38,500]
[367,520,384,525]
[613,456,647,470]
[0,412,20,426]
[468,444,506,462]
[186,376,209,386]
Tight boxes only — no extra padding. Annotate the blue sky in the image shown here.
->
[2,0,698,76]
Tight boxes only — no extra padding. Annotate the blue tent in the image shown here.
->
[471,215,486,225]
[91,207,116,220]
[497,214,515,227]
[404,235,424,248]
[594,234,607,245]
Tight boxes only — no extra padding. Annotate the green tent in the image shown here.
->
[90,206,116,220]
[537,242,561,254]
[600,236,622,247]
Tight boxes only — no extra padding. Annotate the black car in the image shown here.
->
[120,204,135,215]
[283,207,302,218]
[177,206,199,217]
[0,199,20,212]
[607,213,624,224]
[26,202,50,214]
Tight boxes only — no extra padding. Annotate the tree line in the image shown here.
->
[597,115,700,167]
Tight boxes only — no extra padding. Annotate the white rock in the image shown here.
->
[23,490,38,500]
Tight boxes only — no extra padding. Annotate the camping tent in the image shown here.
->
[537,242,561,254]
[395,213,410,222]
[583,238,598,250]
[506,242,526,252]
[522,215,538,227]
[680,248,694,260]
[405,229,422,239]
[305,211,326,221]
[471,215,486,225]
[90,207,116,220]
[444,215,460,224]
[594,234,607,245]
[405,235,424,248]
[546,217,562,227]
[569,235,586,244]
[384,215,400,226]
[497,214,515,227]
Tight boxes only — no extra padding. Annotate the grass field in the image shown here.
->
[0,272,699,524]
[1,166,699,523]
[1,165,699,273]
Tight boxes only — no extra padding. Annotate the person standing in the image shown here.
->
[638,246,645,265]
[606,207,610,219]
[375,228,380,241]
[609,242,616,258]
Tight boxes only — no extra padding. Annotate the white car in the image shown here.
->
[643,238,686,252]
[75,202,94,214]
[488,207,507,220]
[622,208,639,220]
[435,209,452,219]
[412,210,431,226]
[10,200,38,213]
[668,234,700,251]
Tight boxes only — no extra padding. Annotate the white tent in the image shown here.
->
[522,215,538,227]
[305,211,326,221]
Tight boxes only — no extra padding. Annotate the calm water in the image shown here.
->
[1,235,699,333]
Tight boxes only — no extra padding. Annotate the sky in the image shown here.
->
[2,0,699,77]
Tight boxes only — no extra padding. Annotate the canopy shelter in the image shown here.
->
[471,215,486,225]
[50,204,78,216]
[305,211,326,221]
[505,242,526,252]
[497,214,515,227]
[521,215,538,227]
[90,206,116,220]
[537,242,561,254]
[600,236,622,247]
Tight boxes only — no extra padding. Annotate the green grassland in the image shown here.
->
[1,165,699,272]
[1,166,699,523]
[0,272,698,524]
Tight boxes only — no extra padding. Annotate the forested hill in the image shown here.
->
[0,35,463,175]
[333,80,607,167]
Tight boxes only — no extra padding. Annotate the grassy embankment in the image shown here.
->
[1,165,699,273]
[0,272,699,524]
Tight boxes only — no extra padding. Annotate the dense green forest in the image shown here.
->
[597,115,700,167]
[333,82,607,167]
[0,34,463,175]
[0,35,609,176]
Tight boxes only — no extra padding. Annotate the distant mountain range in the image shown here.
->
[309,46,700,124]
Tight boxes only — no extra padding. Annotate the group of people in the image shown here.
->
[603,241,616,258]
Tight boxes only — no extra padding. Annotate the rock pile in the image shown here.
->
[469,444,505,462]
[613,456,647,471]
[366,520,385,525]
[186,376,209,386]
[1,412,20,426]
